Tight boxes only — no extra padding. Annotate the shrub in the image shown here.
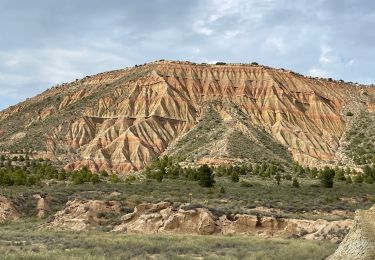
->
[198,164,215,187]
[275,173,281,185]
[353,174,364,184]
[90,174,100,184]
[110,174,121,183]
[320,167,334,188]
[240,180,253,187]
[334,168,346,182]
[346,111,354,116]
[292,178,300,188]
[284,174,292,181]
[231,172,240,183]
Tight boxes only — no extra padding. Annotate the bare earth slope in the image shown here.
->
[1,61,375,173]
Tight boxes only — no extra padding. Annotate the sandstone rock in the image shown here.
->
[112,202,351,242]
[219,214,352,242]
[33,194,52,219]
[113,202,218,235]
[328,205,375,260]
[0,196,19,223]
[44,200,352,242]
[43,199,124,231]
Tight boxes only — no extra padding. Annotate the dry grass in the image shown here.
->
[0,219,337,260]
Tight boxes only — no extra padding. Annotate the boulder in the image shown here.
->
[328,205,375,260]
[0,196,19,223]
[113,202,218,235]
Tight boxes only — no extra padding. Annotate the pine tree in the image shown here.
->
[334,168,346,181]
[198,164,215,187]
[320,167,334,188]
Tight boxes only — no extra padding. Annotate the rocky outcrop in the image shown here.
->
[111,202,351,242]
[43,200,352,241]
[328,205,375,260]
[33,194,52,219]
[218,214,352,243]
[43,199,124,231]
[0,196,19,223]
[1,61,374,172]
[113,202,218,235]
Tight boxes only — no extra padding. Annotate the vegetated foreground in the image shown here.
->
[0,157,374,259]
[0,220,336,260]
[2,156,375,220]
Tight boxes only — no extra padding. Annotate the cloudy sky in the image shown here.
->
[1,0,374,110]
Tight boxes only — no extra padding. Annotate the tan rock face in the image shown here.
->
[33,194,52,219]
[112,202,351,242]
[1,61,374,172]
[328,205,375,260]
[43,199,124,231]
[0,196,19,223]
[43,200,352,242]
[113,202,218,235]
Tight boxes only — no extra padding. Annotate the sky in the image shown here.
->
[1,0,375,110]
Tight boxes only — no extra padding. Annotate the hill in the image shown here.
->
[1,60,375,173]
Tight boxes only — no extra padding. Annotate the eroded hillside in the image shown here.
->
[1,61,375,173]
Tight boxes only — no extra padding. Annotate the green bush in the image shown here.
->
[320,167,335,188]
[231,172,240,182]
[353,174,364,184]
[292,177,300,188]
[198,164,215,188]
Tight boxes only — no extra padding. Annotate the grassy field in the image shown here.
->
[0,219,337,260]
[1,164,367,259]
[2,175,375,220]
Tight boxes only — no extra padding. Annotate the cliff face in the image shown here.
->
[0,61,374,173]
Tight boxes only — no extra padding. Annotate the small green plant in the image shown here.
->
[292,177,300,188]
[231,172,240,183]
[353,174,364,184]
[320,167,334,188]
[275,173,281,185]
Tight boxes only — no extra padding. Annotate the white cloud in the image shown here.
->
[319,45,333,64]
[0,73,31,86]
[265,37,286,54]
[192,21,214,36]
[346,59,354,67]
[308,66,328,77]
[192,0,274,36]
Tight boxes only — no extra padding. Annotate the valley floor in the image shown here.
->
[0,219,336,260]
[2,176,375,220]
[1,176,374,259]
